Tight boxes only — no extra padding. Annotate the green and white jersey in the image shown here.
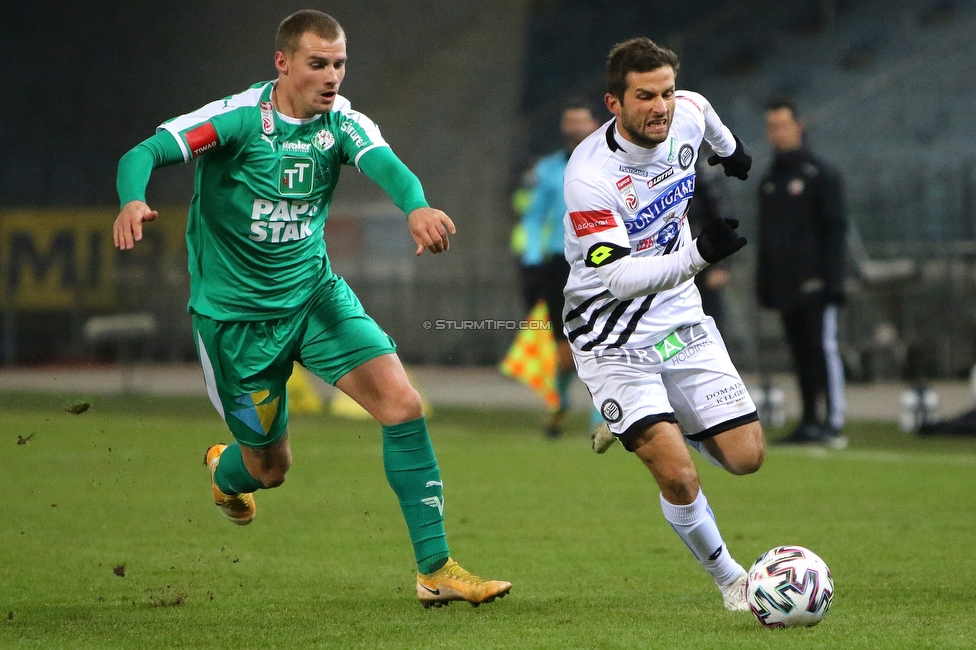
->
[158,81,389,320]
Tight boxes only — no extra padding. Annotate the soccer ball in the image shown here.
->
[746,546,833,628]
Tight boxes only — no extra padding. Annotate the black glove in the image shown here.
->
[707,134,752,180]
[696,218,747,263]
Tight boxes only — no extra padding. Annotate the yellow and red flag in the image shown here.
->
[499,301,559,409]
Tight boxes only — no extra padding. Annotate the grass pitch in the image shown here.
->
[1,391,975,649]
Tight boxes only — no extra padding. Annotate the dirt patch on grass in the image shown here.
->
[146,585,187,607]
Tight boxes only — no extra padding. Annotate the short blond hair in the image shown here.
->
[276,10,344,55]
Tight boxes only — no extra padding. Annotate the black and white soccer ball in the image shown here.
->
[746,545,833,628]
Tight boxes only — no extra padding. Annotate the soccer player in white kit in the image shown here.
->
[563,38,764,610]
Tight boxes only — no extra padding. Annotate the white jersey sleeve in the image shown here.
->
[564,175,709,301]
[331,95,390,168]
[158,84,267,162]
[676,91,736,157]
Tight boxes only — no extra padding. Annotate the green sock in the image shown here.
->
[556,369,574,410]
[382,416,450,574]
[213,442,264,495]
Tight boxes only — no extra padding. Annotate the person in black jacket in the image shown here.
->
[757,99,847,448]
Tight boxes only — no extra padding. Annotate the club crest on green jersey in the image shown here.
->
[279,156,315,196]
[313,129,335,151]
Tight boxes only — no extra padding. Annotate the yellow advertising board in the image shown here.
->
[0,208,188,310]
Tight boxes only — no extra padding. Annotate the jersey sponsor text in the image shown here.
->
[619,165,648,177]
[627,174,696,235]
[570,209,615,236]
[647,167,674,188]
[186,122,218,158]
[249,198,317,243]
[281,140,312,153]
[340,120,367,149]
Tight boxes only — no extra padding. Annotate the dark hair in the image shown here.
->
[606,38,680,100]
[276,10,345,55]
[766,98,801,119]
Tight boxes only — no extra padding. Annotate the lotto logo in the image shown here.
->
[589,245,614,265]
[279,156,315,196]
[585,242,629,268]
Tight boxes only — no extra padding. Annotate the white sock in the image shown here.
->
[660,489,744,586]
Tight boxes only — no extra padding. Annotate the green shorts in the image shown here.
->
[193,276,396,448]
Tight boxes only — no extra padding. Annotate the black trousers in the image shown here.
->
[520,257,571,342]
[779,302,845,428]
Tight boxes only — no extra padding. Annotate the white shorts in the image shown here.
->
[574,317,757,450]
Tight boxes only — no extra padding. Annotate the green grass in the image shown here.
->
[1,392,975,649]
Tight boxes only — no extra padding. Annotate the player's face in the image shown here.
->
[275,33,347,118]
[606,66,676,149]
[560,108,600,151]
[765,107,804,152]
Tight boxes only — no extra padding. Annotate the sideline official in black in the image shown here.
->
[757,99,847,449]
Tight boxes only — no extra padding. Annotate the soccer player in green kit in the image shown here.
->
[113,9,511,608]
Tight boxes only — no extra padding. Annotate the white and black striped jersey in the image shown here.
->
[562,91,737,352]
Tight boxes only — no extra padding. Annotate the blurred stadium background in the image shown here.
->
[3,0,975,383]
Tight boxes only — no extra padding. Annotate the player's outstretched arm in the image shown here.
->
[689,91,752,181]
[408,207,456,256]
[115,132,186,249]
[114,200,158,250]
[358,147,456,255]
